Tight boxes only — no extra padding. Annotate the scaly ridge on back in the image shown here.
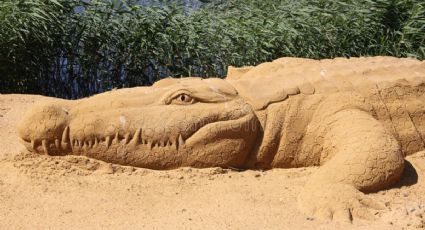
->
[227,56,425,110]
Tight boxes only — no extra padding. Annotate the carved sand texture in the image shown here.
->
[17,56,425,222]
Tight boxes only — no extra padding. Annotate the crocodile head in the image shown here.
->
[17,77,260,169]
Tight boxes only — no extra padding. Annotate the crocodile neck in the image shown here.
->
[244,94,325,169]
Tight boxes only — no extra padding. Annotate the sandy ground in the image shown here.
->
[1,94,425,230]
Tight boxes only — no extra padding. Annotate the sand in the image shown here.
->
[1,94,425,230]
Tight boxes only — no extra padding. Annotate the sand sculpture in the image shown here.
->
[17,56,425,222]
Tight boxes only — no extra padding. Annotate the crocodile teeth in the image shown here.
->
[160,140,166,147]
[171,139,177,150]
[105,136,112,149]
[93,138,99,148]
[176,134,185,150]
[124,133,131,144]
[113,133,120,144]
[178,134,185,147]
[83,141,89,150]
[42,139,49,155]
[61,126,70,150]
[31,140,37,152]
[62,142,69,150]
[55,139,61,149]
[63,127,188,151]
[129,129,141,147]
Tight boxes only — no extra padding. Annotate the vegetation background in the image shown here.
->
[0,0,424,98]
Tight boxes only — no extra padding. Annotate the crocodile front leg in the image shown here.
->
[297,109,404,222]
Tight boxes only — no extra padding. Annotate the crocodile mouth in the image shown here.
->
[21,113,256,156]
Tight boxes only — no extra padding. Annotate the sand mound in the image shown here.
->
[1,94,425,229]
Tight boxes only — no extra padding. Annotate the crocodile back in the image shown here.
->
[227,56,425,155]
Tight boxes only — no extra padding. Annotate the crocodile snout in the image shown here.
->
[18,101,71,155]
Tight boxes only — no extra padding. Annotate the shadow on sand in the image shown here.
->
[391,160,418,189]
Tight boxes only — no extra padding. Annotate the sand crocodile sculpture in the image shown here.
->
[18,56,425,222]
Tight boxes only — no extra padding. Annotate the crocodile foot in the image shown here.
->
[297,183,385,223]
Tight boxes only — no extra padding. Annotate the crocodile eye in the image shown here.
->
[171,94,197,105]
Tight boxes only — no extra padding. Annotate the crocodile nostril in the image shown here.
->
[62,107,69,115]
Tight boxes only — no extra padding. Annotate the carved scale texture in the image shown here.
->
[229,56,425,157]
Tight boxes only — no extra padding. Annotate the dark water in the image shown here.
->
[46,0,208,99]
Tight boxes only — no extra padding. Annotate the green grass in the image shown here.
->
[0,0,424,98]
